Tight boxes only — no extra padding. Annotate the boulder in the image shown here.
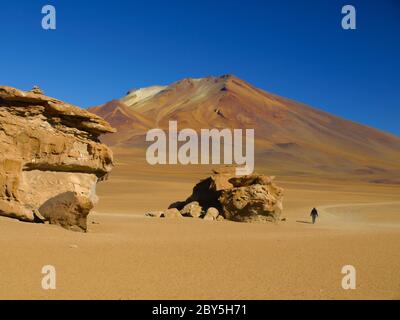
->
[0,86,115,231]
[168,168,283,223]
[205,207,219,219]
[163,208,183,219]
[203,214,215,221]
[38,191,93,232]
[219,184,283,222]
[180,201,202,218]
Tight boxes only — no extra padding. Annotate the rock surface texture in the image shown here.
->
[156,168,284,223]
[0,86,115,232]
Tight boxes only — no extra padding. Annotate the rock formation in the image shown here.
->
[0,86,115,232]
[151,168,284,223]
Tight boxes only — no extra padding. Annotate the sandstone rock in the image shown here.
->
[163,208,182,219]
[178,177,224,213]
[168,170,283,223]
[189,206,202,218]
[180,201,198,214]
[203,214,215,221]
[0,86,115,231]
[206,207,219,219]
[38,191,93,232]
[180,201,202,218]
[216,215,225,221]
[30,86,44,95]
[220,184,283,222]
[210,173,234,191]
[228,175,275,187]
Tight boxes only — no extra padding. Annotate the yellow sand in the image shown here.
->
[0,150,399,300]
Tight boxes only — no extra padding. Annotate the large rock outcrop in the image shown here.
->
[0,86,115,231]
[161,168,284,222]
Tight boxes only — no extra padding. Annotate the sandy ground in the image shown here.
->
[0,150,399,300]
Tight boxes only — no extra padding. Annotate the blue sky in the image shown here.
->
[1,0,399,135]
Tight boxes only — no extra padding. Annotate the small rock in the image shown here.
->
[216,215,225,221]
[178,201,203,218]
[206,207,219,219]
[203,214,215,221]
[189,205,202,218]
[145,211,164,218]
[69,244,78,249]
[30,85,44,95]
[38,192,93,232]
[163,208,183,219]
[181,201,200,216]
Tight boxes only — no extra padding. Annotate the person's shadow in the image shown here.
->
[296,220,312,224]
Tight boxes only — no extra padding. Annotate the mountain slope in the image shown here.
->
[89,75,400,182]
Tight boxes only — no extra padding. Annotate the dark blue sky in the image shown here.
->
[1,0,399,135]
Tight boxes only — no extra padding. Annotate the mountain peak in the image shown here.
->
[89,75,400,182]
[219,74,240,81]
[122,85,167,106]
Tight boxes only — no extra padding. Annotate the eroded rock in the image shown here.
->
[220,183,283,222]
[163,170,284,223]
[205,207,219,219]
[39,191,93,232]
[0,86,115,231]
[181,201,202,218]
[203,214,215,221]
[163,208,183,219]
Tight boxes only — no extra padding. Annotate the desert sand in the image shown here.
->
[1,149,399,300]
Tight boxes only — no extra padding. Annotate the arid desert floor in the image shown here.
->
[0,149,399,300]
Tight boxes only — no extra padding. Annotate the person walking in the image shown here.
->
[310,207,318,224]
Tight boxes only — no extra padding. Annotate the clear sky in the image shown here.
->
[1,0,399,135]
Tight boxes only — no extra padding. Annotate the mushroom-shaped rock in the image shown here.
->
[0,86,115,231]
